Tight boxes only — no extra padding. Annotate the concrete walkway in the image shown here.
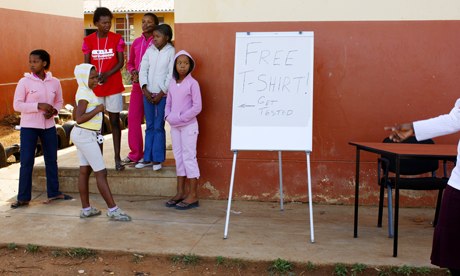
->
[0,129,439,267]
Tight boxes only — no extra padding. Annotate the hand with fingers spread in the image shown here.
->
[384,123,414,142]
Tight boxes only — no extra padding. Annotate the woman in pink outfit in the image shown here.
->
[123,13,159,164]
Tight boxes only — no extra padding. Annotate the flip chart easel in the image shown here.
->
[224,31,315,243]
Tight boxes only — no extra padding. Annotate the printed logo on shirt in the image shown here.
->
[91,48,115,60]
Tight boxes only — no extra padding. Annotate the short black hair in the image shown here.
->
[30,49,51,70]
[173,54,194,80]
[144,13,159,25]
[154,24,173,44]
[93,7,113,25]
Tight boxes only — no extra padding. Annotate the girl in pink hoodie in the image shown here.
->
[165,50,202,210]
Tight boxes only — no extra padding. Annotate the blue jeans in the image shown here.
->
[143,96,166,163]
[18,127,61,201]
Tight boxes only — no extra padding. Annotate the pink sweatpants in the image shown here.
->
[127,83,144,162]
[171,121,200,178]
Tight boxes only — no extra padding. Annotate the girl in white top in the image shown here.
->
[70,63,131,221]
[137,24,175,171]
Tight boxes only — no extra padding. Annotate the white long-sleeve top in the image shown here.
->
[413,98,460,190]
[139,43,175,94]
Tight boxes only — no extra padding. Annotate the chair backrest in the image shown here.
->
[381,136,439,175]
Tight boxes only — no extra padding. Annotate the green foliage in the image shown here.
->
[216,256,225,265]
[171,255,181,264]
[170,254,201,266]
[269,258,293,274]
[334,263,348,276]
[25,244,39,253]
[351,263,367,275]
[121,67,132,85]
[394,265,413,276]
[7,243,17,250]
[183,254,200,265]
[67,247,96,259]
[306,261,316,271]
[377,270,390,276]
[414,267,431,275]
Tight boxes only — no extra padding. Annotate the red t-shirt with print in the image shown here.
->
[82,32,125,97]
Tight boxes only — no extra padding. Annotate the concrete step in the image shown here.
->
[32,165,177,196]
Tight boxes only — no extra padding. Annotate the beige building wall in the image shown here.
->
[0,0,82,18]
[175,0,460,23]
[84,12,175,42]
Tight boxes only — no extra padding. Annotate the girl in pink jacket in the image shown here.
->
[164,50,202,210]
[12,49,71,208]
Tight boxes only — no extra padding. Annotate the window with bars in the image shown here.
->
[115,15,134,45]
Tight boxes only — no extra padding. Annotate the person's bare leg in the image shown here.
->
[182,177,198,203]
[94,169,116,208]
[169,176,186,201]
[78,166,92,208]
[109,111,123,170]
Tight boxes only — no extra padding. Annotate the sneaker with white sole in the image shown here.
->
[107,208,132,221]
[152,164,162,171]
[135,162,152,169]
[80,207,101,218]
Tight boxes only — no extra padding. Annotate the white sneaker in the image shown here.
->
[80,207,101,218]
[152,164,162,171]
[107,207,131,221]
[135,162,152,169]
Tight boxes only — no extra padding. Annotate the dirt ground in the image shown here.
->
[0,245,450,276]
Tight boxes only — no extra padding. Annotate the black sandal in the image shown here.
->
[11,201,29,209]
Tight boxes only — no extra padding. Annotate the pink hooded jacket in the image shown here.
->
[13,72,63,129]
[165,50,202,127]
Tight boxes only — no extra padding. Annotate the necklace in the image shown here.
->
[96,32,109,77]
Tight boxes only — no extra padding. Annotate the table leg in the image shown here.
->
[393,157,400,257]
[354,147,361,238]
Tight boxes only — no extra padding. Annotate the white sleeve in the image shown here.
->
[414,98,460,141]
[139,48,150,89]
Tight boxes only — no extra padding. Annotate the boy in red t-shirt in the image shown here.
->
[83,7,125,171]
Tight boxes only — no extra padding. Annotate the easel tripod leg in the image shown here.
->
[224,151,238,239]
[307,152,315,243]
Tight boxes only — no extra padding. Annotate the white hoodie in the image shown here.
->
[139,43,175,94]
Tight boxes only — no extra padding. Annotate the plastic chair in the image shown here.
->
[377,136,448,238]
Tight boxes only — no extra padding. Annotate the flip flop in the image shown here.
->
[165,198,184,208]
[44,194,73,204]
[175,201,199,210]
[11,200,29,209]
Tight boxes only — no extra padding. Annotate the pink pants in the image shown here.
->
[127,83,144,162]
[171,121,200,178]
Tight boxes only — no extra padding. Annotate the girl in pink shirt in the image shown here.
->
[12,49,72,208]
